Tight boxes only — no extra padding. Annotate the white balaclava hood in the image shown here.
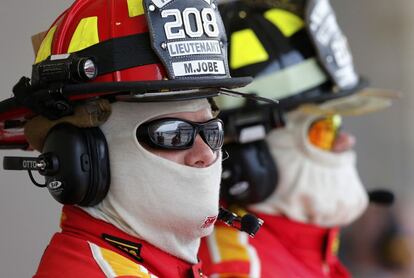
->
[82,99,222,264]
[250,111,369,227]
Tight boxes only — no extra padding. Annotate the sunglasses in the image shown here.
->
[136,118,224,151]
[308,114,342,151]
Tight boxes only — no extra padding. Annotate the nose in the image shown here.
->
[184,135,217,168]
[332,131,356,153]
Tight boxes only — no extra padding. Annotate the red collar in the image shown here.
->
[257,213,340,265]
[61,205,204,278]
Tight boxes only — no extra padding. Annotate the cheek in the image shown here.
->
[150,149,187,165]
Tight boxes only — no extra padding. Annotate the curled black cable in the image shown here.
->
[28,170,47,188]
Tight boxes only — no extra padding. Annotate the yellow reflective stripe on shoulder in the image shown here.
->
[264,8,305,37]
[68,17,100,53]
[207,226,261,277]
[127,0,144,17]
[332,234,340,256]
[89,242,158,278]
[230,29,269,70]
[209,226,249,262]
[35,26,57,63]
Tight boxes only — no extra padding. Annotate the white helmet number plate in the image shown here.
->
[144,0,230,79]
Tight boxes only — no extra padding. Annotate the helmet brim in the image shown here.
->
[296,87,399,117]
[63,77,253,101]
[0,76,253,150]
[0,76,253,115]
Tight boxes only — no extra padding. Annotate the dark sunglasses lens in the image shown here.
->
[202,120,224,150]
[148,120,194,148]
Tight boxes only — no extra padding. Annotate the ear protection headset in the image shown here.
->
[216,98,285,206]
[221,140,279,205]
[3,123,110,206]
[43,123,110,206]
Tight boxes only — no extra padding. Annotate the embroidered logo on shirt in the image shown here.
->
[102,233,143,262]
[201,215,217,229]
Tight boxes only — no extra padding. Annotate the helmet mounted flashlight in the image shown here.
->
[31,54,98,88]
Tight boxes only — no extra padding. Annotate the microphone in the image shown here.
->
[241,214,263,237]
[368,189,395,206]
[218,207,264,237]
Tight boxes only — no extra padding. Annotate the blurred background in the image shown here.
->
[0,0,413,277]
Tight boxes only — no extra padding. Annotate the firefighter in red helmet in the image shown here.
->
[0,0,262,276]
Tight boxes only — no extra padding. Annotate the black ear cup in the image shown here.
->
[80,127,111,206]
[221,140,278,205]
[42,123,110,206]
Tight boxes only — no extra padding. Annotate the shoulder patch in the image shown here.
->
[102,233,143,263]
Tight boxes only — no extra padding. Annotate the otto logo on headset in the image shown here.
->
[22,160,37,169]
[144,0,230,79]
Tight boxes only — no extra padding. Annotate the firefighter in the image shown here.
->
[198,0,396,277]
[0,0,257,276]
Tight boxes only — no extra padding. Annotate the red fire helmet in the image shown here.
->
[0,0,253,149]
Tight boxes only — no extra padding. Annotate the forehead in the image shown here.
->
[160,107,213,122]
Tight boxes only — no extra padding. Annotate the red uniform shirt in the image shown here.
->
[199,212,350,278]
[34,205,206,278]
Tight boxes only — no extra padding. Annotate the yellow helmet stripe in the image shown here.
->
[89,242,158,277]
[230,29,269,70]
[35,26,57,63]
[127,0,145,17]
[264,8,305,37]
[68,17,100,53]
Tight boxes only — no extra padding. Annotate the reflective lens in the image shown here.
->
[137,118,224,151]
[148,120,194,148]
[308,114,342,151]
[201,121,224,150]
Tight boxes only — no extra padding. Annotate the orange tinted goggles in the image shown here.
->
[308,114,342,151]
